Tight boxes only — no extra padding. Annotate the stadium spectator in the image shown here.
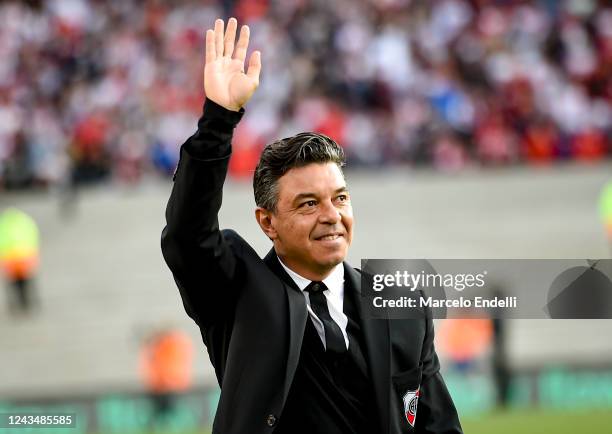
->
[0,0,610,188]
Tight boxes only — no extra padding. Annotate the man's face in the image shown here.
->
[264,162,353,280]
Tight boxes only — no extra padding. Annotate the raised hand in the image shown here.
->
[204,18,261,112]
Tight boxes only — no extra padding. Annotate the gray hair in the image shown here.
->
[253,132,345,212]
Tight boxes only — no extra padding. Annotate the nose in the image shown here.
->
[318,200,341,224]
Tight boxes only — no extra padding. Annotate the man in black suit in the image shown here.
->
[162,17,462,434]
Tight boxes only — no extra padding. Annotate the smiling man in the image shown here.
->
[162,18,462,434]
[253,135,352,280]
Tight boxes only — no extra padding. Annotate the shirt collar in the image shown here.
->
[277,256,345,294]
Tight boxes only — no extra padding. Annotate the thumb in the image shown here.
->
[246,50,261,85]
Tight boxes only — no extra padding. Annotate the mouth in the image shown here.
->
[314,232,344,241]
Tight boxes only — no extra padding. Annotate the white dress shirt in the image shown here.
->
[278,258,349,350]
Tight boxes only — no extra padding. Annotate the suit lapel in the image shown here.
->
[344,263,391,434]
[263,249,308,404]
[263,252,391,432]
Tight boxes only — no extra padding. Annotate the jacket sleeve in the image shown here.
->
[161,99,245,328]
[416,310,463,433]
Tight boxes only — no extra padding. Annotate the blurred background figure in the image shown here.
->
[0,207,39,315]
[437,314,493,374]
[139,327,194,430]
[490,287,511,409]
[600,179,612,254]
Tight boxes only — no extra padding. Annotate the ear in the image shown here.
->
[255,207,277,241]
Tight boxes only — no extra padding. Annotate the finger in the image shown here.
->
[205,29,215,64]
[224,17,237,58]
[246,50,261,84]
[214,19,224,58]
[233,25,250,65]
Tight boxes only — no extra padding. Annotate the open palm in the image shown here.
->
[204,18,261,112]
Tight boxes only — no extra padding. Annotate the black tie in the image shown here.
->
[304,281,347,354]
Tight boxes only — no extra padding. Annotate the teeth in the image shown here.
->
[320,234,339,240]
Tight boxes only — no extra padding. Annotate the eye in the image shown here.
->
[301,200,317,208]
[336,194,348,202]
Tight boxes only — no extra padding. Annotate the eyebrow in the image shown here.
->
[292,187,349,203]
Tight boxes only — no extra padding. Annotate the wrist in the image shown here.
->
[203,98,245,125]
[204,95,242,112]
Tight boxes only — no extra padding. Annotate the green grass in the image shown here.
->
[96,409,612,434]
[461,409,612,434]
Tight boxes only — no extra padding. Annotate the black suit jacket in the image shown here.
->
[161,100,463,434]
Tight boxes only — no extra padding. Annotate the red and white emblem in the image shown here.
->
[402,387,420,427]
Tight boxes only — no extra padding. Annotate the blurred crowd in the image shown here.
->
[0,0,610,189]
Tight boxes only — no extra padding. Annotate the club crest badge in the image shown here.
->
[402,387,420,427]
